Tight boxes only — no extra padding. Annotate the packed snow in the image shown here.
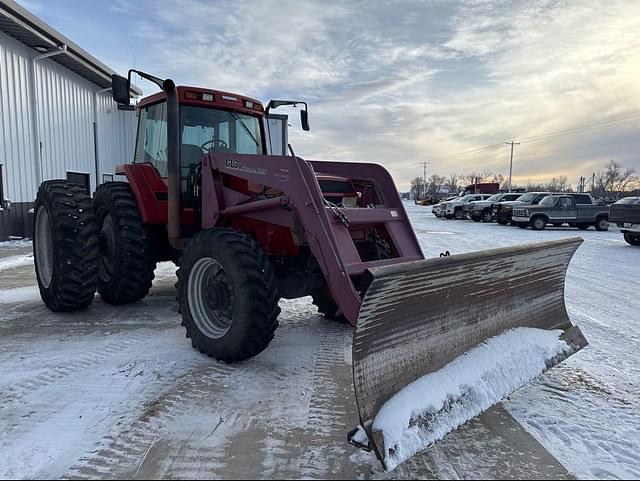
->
[0,254,34,272]
[0,202,638,479]
[373,328,573,471]
[409,202,640,479]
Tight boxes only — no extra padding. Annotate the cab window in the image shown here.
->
[135,102,168,177]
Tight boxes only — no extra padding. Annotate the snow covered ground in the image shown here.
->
[408,202,640,480]
[0,202,638,479]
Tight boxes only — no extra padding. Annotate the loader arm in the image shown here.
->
[202,152,423,324]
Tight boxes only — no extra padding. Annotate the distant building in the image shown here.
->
[0,0,139,240]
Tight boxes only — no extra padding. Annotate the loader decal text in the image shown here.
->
[225,159,267,176]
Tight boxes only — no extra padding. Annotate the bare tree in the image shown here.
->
[427,174,446,195]
[546,176,571,192]
[410,177,425,200]
[445,174,459,193]
[593,160,638,199]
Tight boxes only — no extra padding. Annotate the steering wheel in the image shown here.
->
[200,139,229,153]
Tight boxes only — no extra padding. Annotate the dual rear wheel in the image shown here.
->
[34,181,156,311]
[34,180,280,363]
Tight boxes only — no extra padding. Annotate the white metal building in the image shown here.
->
[0,0,139,240]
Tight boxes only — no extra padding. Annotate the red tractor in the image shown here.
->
[32,70,587,469]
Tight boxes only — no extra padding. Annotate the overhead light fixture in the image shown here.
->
[34,45,49,53]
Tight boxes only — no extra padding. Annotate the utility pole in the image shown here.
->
[422,160,430,199]
[505,141,520,192]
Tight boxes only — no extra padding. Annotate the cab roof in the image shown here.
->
[138,86,264,116]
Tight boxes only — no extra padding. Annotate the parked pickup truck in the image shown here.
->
[465,192,523,222]
[493,192,551,225]
[609,197,640,246]
[512,194,609,231]
[432,196,458,218]
[444,194,492,220]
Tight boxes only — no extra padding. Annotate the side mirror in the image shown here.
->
[111,74,131,105]
[300,109,310,131]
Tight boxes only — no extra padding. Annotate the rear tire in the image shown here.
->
[33,180,99,312]
[595,217,609,232]
[517,222,528,229]
[178,228,280,362]
[94,182,156,304]
[577,224,590,230]
[531,216,547,231]
[624,233,640,246]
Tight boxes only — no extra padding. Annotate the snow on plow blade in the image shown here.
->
[349,237,588,470]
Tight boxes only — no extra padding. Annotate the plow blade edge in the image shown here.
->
[351,237,588,470]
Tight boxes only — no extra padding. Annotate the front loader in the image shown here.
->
[32,70,587,470]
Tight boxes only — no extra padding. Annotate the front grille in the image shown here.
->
[514,209,528,217]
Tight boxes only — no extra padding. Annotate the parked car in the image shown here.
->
[493,192,552,225]
[466,193,523,222]
[609,197,640,246]
[512,194,609,230]
[444,194,493,220]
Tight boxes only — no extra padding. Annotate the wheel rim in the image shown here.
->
[599,219,608,230]
[535,219,544,229]
[187,257,234,339]
[98,215,117,283]
[35,207,54,289]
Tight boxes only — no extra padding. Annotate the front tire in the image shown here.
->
[454,208,464,220]
[178,229,280,362]
[94,182,156,304]
[624,233,640,246]
[531,216,547,231]
[595,217,609,232]
[34,180,99,312]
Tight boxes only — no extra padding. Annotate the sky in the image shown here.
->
[17,0,640,190]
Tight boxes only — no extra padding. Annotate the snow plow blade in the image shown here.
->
[349,237,588,470]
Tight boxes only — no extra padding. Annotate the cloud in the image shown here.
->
[26,0,640,189]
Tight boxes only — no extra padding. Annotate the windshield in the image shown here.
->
[616,197,640,205]
[517,193,537,202]
[457,195,474,202]
[539,196,557,206]
[486,194,502,202]
[181,105,262,156]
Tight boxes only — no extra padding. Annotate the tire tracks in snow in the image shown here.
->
[62,362,236,480]
[0,333,153,408]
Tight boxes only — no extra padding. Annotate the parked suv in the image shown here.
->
[493,192,551,225]
[609,197,640,246]
[466,192,523,222]
[444,194,492,220]
[512,194,609,230]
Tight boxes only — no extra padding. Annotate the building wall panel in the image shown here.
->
[0,29,136,239]
[0,30,36,205]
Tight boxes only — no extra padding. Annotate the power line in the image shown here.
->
[517,113,640,143]
[429,112,640,164]
[510,137,640,159]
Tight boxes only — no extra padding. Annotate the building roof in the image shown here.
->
[0,0,141,95]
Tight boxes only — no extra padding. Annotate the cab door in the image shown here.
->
[558,196,577,221]
[265,114,288,156]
